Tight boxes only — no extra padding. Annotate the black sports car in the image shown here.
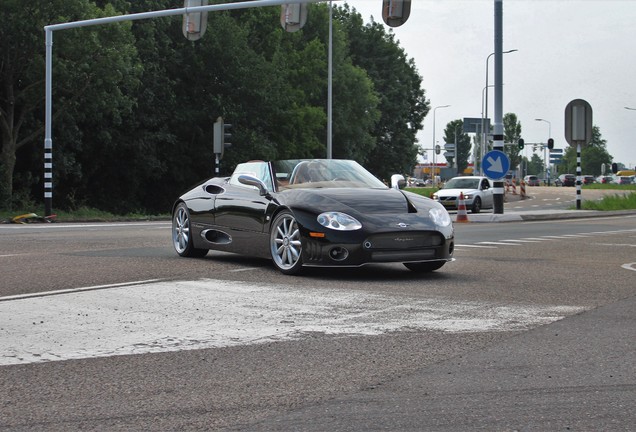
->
[172,159,455,274]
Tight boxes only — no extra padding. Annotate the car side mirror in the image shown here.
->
[238,175,269,196]
[390,174,406,190]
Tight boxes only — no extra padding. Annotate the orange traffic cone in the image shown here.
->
[456,192,469,223]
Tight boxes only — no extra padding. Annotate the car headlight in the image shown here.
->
[432,193,439,200]
[463,193,472,199]
[429,207,452,227]
[317,212,362,231]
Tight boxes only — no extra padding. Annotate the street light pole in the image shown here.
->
[483,48,517,177]
[433,104,451,184]
[535,118,551,185]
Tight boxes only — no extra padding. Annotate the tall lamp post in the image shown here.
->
[482,48,517,175]
[432,104,451,184]
[535,118,551,185]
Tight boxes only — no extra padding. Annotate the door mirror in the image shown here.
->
[238,175,268,196]
[390,174,406,190]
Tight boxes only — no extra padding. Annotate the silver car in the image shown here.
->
[433,176,494,213]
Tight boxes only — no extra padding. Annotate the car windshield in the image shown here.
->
[272,159,388,191]
[443,178,480,189]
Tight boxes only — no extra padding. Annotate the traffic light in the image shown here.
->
[213,116,232,159]
[382,0,412,27]
[435,144,440,155]
[182,0,208,41]
[280,3,307,32]
[612,162,618,173]
[518,138,524,150]
[547,138,554,150]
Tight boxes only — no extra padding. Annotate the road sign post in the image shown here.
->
[564,99,593,210]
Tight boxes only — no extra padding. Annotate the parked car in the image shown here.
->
[557,174,576,187]
[172,159,455,275]
[596,175,613,184]
[523,175,540,186]
[614,176,634,185]
[433,176,494,213]
[582,175,595,185]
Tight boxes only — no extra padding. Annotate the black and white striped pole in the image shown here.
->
[564,99,593,210]
[576,143,582,209]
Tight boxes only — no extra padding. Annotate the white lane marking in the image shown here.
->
[0,254,27,258]
[520,237,558,241]
[499,239,542,243]
[594,243,636,248]
[0,279,585,366]
[0,279,165,302]
[0,222,171,230]
[476,241,521,246]
[621,262,636,272]
[454,244,497,249]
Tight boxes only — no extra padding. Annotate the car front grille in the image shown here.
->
[364,231,444,250]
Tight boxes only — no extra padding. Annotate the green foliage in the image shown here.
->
[560,126,612,175]
[1,1,427,214]
[580,192,636,210]
[442,120,470,174]
[503,113,522,170]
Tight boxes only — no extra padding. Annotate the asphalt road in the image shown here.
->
[1,204,635,430]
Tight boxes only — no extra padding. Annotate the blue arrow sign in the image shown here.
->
[482,150,510,180]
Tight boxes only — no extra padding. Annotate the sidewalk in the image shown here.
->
[459,208,636,223]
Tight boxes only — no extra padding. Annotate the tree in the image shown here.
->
[442,119,470,175]
[561,125,612,175]
[503,113,522,171]
[339,5,428,180]
[526,153,544,176]
[0,0,140,210]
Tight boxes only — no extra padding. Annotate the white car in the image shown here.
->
[433,176,494,213]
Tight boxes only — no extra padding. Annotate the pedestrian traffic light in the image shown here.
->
[547,138,554,150]
[214,116,232,159]
[518,138,524,150]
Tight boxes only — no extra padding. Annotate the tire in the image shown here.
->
[270,211,303,275]
[404,261,446,273]
[172,203,208,258]
[471,197,482,213]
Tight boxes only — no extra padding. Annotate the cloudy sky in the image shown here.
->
[348,0,636,169]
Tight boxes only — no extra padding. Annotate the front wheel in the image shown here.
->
[270,211,303,275]
[404,261,446,273]
[471,197,482,213]
[172,203,208,258]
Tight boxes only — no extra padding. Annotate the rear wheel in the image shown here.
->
[270,211,303,275]
[172,203,208,258]
[404,261,446,273]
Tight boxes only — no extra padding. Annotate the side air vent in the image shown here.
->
[201,229,232,245]
[204,184,225,195]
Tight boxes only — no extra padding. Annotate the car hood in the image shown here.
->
[436,187,480,197]
[281,187,410,215]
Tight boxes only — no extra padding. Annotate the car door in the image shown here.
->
[481,178,494,208]
[213,161,274,234]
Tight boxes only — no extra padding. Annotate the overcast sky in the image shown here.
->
[348,0,636,169]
